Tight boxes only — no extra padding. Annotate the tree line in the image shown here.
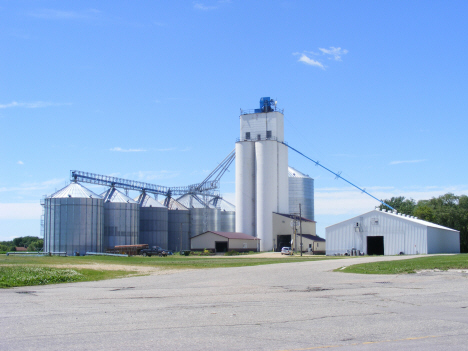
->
[378,193,468,253]
[0,236,44,252]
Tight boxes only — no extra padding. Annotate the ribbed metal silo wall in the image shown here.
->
[139,207,168,248]
[168,210,190,251]
[221,211,236,232]
[289,177,314,221]
[255,140,277,251]
[235,141,256,237]
[103,202,139,249]
[189,208,221,237]
[43,197,104,256]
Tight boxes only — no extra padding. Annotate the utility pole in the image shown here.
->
[299,203,303,257]
[294,214,297,254]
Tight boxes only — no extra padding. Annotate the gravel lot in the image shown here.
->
[2,255,467,351]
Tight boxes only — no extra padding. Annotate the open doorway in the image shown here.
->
[277,235,292,252]
[367,236,384,255]
[215,241,228,253]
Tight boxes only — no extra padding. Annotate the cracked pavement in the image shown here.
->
[1,255,468,350]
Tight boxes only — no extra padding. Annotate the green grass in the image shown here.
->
[337,254,468,274]
[0,266,133,288]
[0,254,338,288]
[0,254,336,270]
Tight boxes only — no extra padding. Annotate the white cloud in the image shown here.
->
[194,2,218,10]
[0,178,66,193]
[389,159,426,165]
[125,170,180,182]
[295,46,348,68]
[110,147,146,152]
[319,47,348,61]
[297,54,325,69]
[17,161,24,165]
[315,185,468,216]
[0,203,42,220]
[0,101,71,109]
[154,147,176,152]
[28,9,100,20]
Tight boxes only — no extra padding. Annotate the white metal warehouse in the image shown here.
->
[326,208,460,255]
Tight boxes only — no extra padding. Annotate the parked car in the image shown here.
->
[140,246,169,257]
[281,247,292,255]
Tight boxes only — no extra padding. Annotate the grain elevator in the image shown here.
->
[235,97,289,251]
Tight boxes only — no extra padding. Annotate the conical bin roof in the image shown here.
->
[49,182,102,199]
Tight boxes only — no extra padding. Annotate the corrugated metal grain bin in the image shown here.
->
[209,197,236,232]
[43,182,104,256]
[135,192,168,249]
[163,198,190,251]
[288,166,314,221]
[177,194,220,237]
[101,187,139,249]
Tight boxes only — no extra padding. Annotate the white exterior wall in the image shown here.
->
[277,143,289,213]
[240,112,284,142]
[256,140,277,251]
[191,232,227,250]
[236,110,288,251]
[190,233,258,251]
[427,227,460,254]
[235,141,256,237]
[326,210,430,255]
[272,213,316,236]
[229,238,258,250]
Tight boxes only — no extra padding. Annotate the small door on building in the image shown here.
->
[367,236,384,255]
[215,241,228,253]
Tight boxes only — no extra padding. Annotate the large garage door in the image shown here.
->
[367,236,384,255]
[215,241,228,253]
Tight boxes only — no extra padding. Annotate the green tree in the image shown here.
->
[379,196,416,215]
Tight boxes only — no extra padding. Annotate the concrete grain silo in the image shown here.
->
[235,97,289,251]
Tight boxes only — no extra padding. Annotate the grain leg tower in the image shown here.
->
[235,97,289,251]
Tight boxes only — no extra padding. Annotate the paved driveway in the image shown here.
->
[2,255,467,350]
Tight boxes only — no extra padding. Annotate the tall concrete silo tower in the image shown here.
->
[235,97,289,251]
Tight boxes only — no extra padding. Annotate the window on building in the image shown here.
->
[245,132,250,140]
[257,134,261,140]
[309,244,312,248]
[266,130,272,139]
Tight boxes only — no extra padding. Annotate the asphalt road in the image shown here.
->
[2,255,468,350]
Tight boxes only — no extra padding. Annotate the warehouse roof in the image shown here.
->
[274,212,316,223]
[192,231,260,240]
[299,234,326,242]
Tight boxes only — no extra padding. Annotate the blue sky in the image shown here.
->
[1,1,467,241]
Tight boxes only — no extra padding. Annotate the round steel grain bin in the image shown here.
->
[101,187,139,249]
[135,192,168,248]
[43,182,104,256]
[289,166,314,221]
